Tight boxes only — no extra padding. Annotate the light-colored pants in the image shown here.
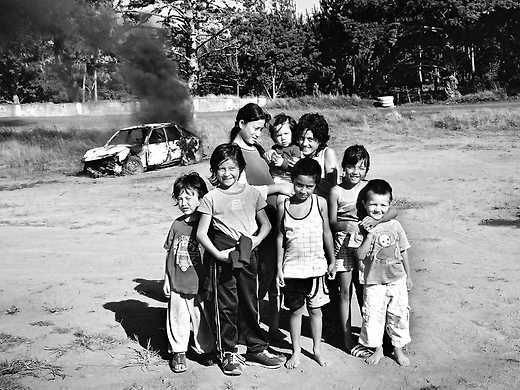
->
[359,277,411,349]
[166,291,215,354]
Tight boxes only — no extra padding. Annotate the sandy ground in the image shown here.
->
[1,118,519,389]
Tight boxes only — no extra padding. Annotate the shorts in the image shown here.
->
[334,232,357,272]
[282,275,330,311]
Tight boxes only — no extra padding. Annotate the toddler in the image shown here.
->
[266,113,300,183]
[163,172,215,373]
[356,179,413,366]
[276,158,336,369]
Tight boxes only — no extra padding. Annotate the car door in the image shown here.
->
[145,128,170,166]
[164,126,183,163]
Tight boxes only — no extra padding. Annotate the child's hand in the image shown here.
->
[327,263,337,280]
[272,153,284,167]
[278,182,294,196]
[406,277,414,291]
[162,278,171,298]
[276,270,285,287]
[219,248,233,261]
[264,149,277,163]
[359,216,379,232]
[287,157,298,168]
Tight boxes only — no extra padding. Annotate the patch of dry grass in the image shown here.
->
[122,338,163,371]
[0,334,30,352]
[71,329,123,351]
[41,304,73,314]
[29,320,55,327]
[0,359,65,380]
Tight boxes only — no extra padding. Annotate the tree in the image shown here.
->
[120,0,238,93]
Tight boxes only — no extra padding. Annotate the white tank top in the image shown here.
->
[282,194,328,278]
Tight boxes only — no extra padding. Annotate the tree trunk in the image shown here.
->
[93,69,98,102]
[82,63,86,103]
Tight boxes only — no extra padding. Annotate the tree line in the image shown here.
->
[1,0,519,104]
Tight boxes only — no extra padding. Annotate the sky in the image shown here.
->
[295,0,320,14]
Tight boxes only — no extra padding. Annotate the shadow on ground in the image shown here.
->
[103,299,169,358]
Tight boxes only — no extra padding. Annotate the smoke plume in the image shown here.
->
[0,0,193,128]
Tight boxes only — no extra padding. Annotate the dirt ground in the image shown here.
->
[1,112,519,389]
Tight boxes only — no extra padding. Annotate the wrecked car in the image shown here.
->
[82,122,202,177]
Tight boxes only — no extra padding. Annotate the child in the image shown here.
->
[328,145,398,352]
[266,113,301,183]
[163,172,215,373]
[296,113,339,197]
[356,179,413,366]
[276,158,336,369]
[197,143,284,376]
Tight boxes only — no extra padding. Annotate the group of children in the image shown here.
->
[162,108,413,376]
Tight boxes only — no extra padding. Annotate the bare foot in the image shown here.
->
[285,352,301,369]
[313,351,327,367]
[393,347,410,366]
[365,346,383,365]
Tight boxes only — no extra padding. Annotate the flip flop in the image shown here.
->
[350,344,374,359]
[170,352,187,373]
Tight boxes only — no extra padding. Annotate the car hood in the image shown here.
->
[82,144,131,162]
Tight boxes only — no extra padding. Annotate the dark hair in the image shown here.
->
[296,113,329,151]
[269,113,297,143]
[229,103,271,142]
[209,143,246,185]
[342,144,370,171]
[362,179,393,202]
[291,157,322,183]
[172,172,208,200]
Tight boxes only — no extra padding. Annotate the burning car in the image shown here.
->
[82,122,202,177]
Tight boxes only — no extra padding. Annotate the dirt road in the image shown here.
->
[1,120,519,389]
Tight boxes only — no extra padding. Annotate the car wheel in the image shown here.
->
[122,156,144,175]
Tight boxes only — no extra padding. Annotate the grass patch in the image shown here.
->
[4,305,20,315]
[41,304,72,314]
[29,320,55,327]
[0,334,30,352]
[266,95,374,110]
[0,359,65,380]
[122,338,163,371]
[71,329,123,351]
[50,327,72,335]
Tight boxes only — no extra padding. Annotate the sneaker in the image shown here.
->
[244,349,283,368]
[221,352,243,376]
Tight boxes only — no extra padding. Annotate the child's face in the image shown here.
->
[343,159,368,185]
[239,119,265,145]
[299,129,319,157]
[215,158,240,189]
[273,122,292,147]
[176,188,200,215]
[363,190,391,220]
[293,174,317,201]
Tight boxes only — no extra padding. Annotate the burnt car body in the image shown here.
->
[82,122,202,176]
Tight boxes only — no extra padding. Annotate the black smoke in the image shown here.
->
[0,0,193,128]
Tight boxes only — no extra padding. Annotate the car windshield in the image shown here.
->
[108,128,148,146]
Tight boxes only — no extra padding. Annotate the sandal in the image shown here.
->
[350,344,374,359]
[170,352,187,373]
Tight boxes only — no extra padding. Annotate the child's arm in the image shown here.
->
[323,147,339,187]
[275,198,285,287]
[356,232,374,260]
[359,206,398,231]
[265,182,294,197]
[318,196,336,280]
[162,262,171,298]
[252,208,272,249]
[196,213,233,261]
[401,250,413,291]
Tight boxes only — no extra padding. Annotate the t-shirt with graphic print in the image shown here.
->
[164,216,204,295]
[361,219,411,285]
